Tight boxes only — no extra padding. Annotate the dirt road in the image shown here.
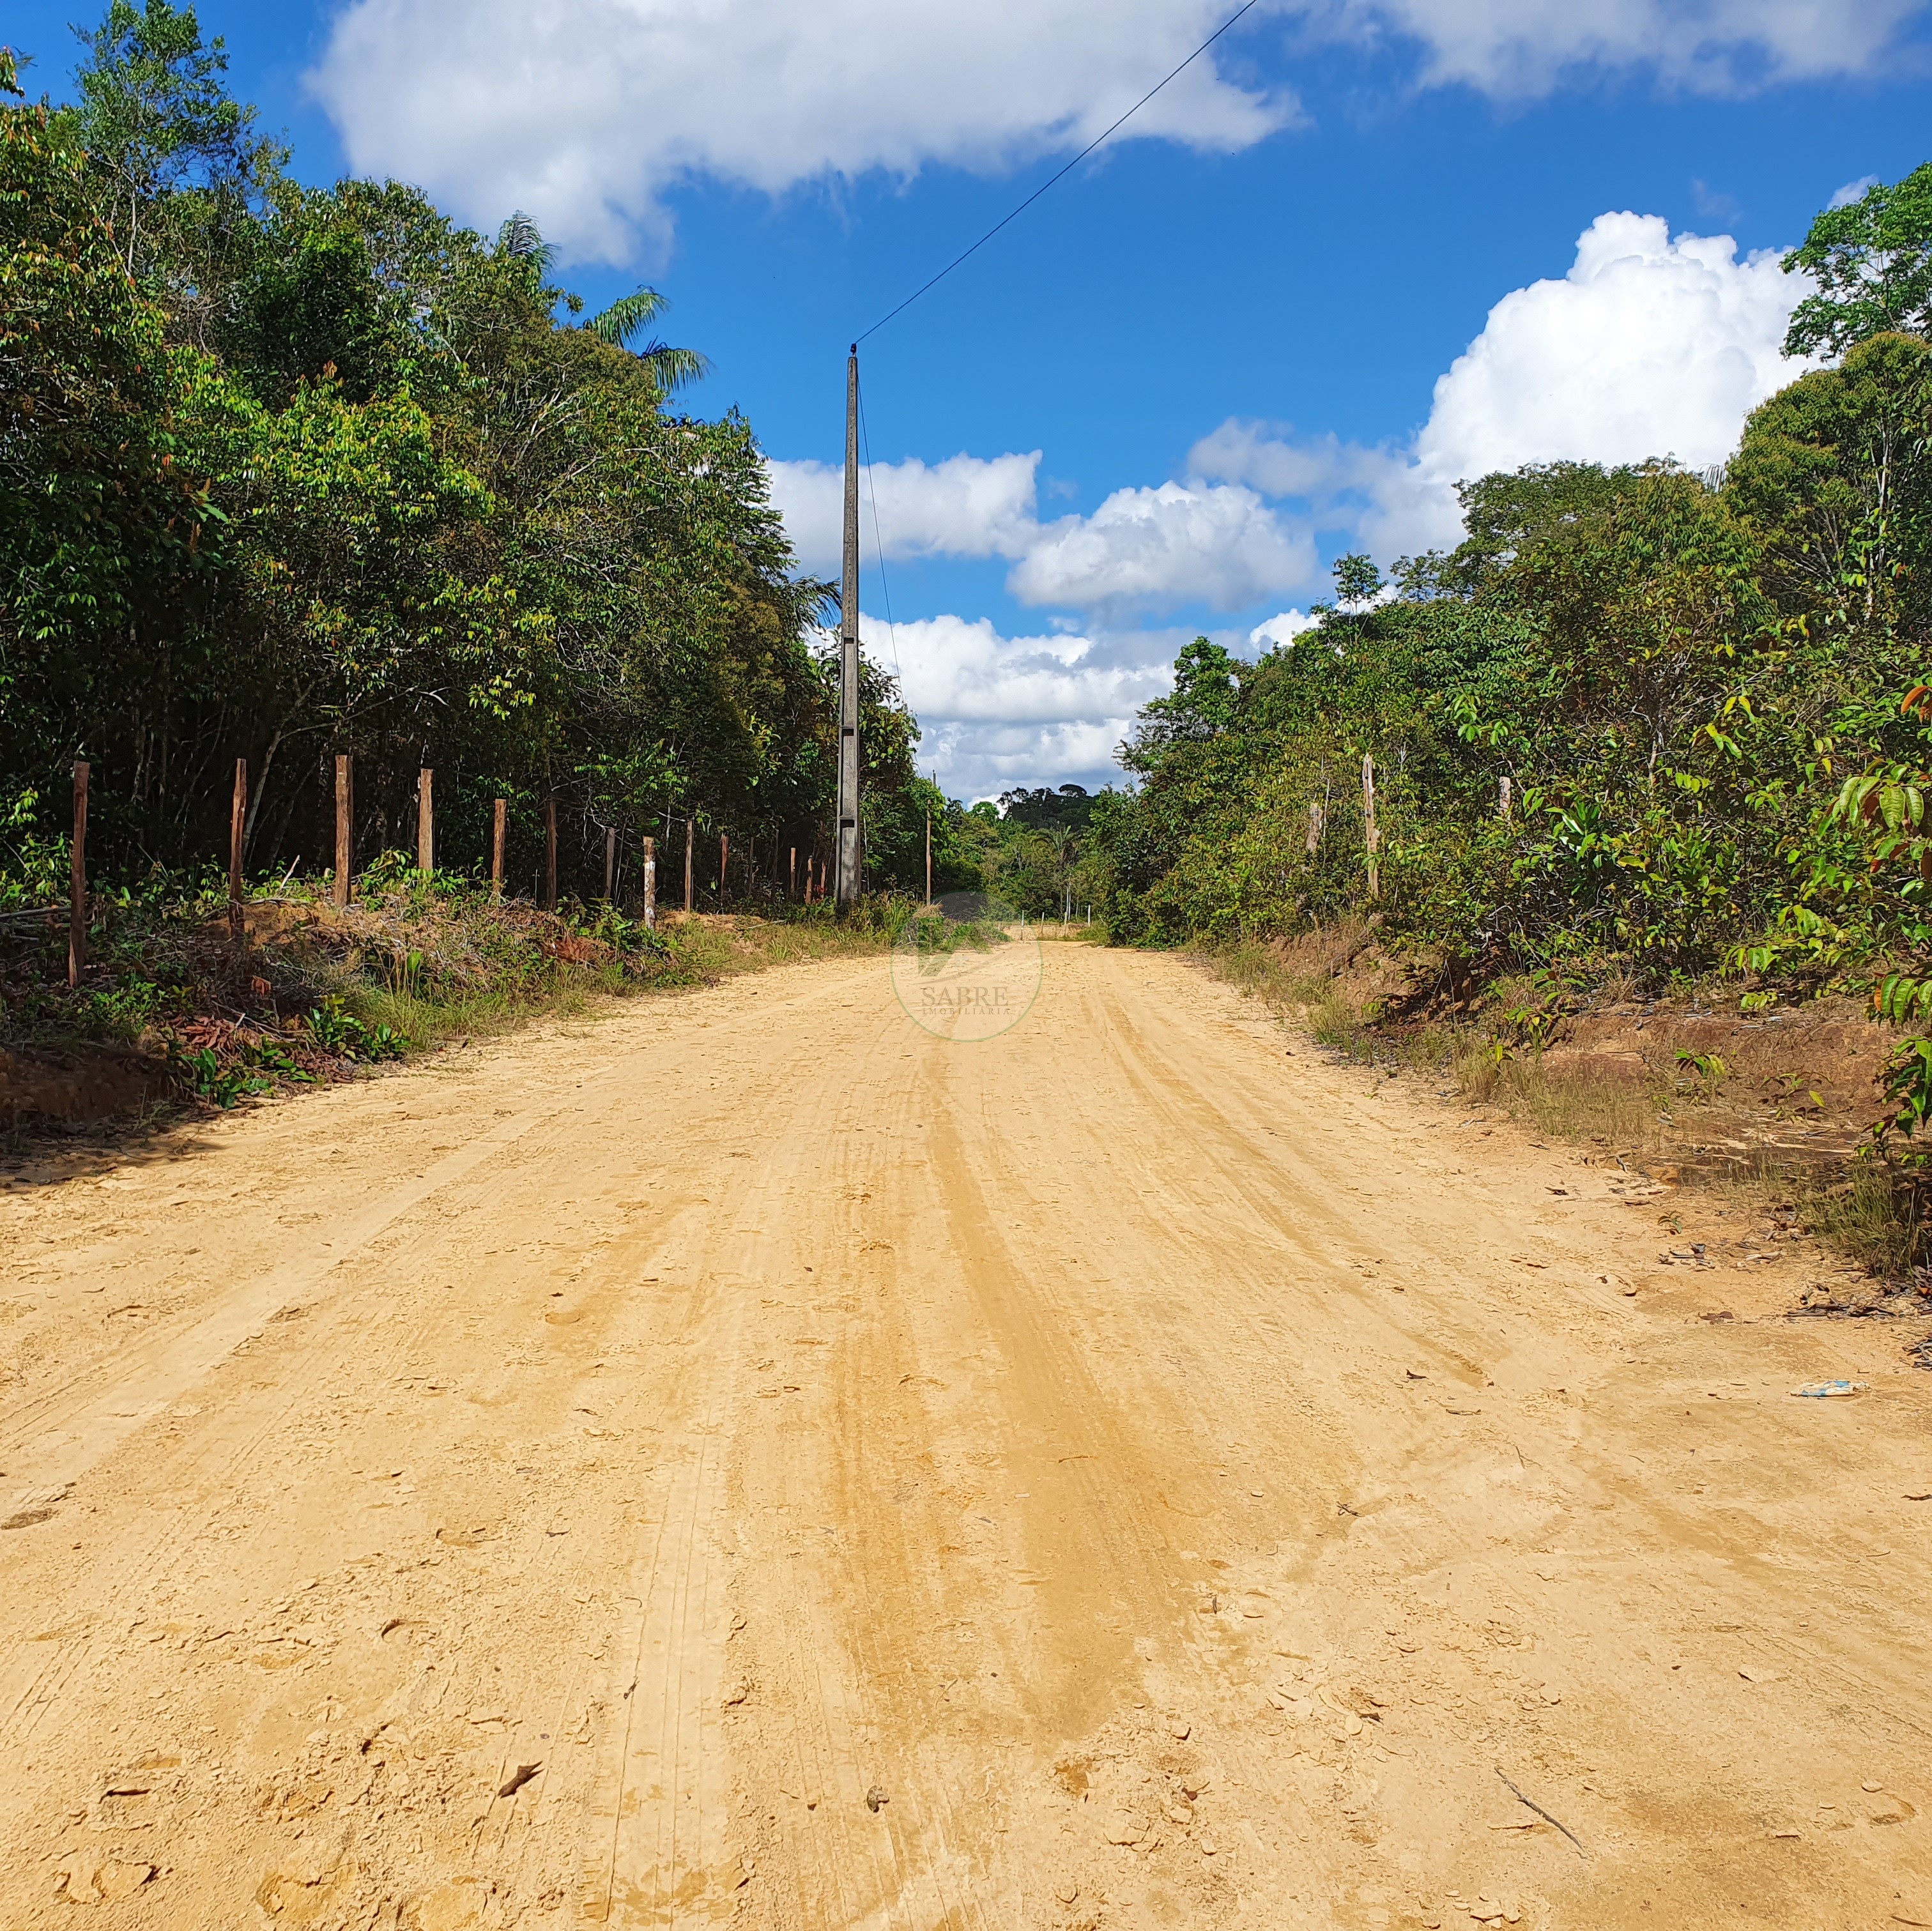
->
[3,942,1929,1930]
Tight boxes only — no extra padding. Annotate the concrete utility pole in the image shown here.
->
[835,347,861,912]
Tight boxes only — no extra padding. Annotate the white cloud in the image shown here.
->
[866,612,1162,725]
[1349,0,1927,99]
[767,452,1041,575]
[1186,422,1409,509]
[1249,609,1324,648]
[917,716,1135,800]
[770,456,1321,615]
[855,613,1211,796]
[309,0,1289,262]
[1830,173,1882,208]
[1418,214,1804,476]
[1009,481,1320,613]
[307,1,1924,262]
[1193,210,1814,558]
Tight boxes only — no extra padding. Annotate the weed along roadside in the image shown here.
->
[0,859,914,1139]
[1204,920,1932,1299]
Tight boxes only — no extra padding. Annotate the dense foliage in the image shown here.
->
[1091,166,1932,1048]
[1,8,926,908]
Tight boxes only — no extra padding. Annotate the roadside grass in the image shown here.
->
[1215,935,1657,1124]
[343,910,900,1053]
[1202,932,1926,1282]
[1802,1161,1924,1279]
[1,876,914,1139]
[1457,1044,1666,1147]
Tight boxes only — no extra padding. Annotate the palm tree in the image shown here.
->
[588,286,712,394]
[495,210,556,271]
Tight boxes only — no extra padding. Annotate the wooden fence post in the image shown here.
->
[229,756,247,970]
[68,759,88,989]
[544,797,558,912]
[925,811,932,905]
[491,798,506,899]
[719,832,728,909]
[642,836,657,930]
[789,846,797,899]
[1307,798,1323,854]
[604,825,616,904]
[333,754,351,907]
[1362,752,1379,902]
[417,766,434,873]
[1499,774,1512,820]
[684,817,694,914]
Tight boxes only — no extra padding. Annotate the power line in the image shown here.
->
[855,370,903,685]
[855,0,1264,344]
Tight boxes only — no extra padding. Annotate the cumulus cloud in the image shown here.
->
[868,613,1165,723]
[1193,210,1814,558]
[307,1,1924,261]
[1186,422,1409,510]
[850,612,1182,796]
[1010,482,1320,613]
[1249,609,1324,648]
[309,0,1289,261]
[1350,0,1926,99]
[767,452,1041,576]
[1416,215,1804,477]
[769,456,1321,615]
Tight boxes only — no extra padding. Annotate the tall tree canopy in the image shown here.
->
[1,6,925,900]
[1784,164,1932,360]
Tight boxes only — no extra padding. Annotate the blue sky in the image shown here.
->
[12,0,1932,795]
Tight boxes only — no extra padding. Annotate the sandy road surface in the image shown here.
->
[2,942,1930,1930]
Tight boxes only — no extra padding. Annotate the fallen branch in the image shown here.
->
[1496,1767,1586,1857]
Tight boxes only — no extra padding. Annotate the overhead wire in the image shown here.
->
[854,0,1264,344]
[843,4,1267,816]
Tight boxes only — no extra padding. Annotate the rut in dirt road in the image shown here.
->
[1,942,1928,1930]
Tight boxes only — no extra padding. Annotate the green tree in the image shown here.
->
[1121,636,1241,775]
[0,6,931,904]
[1331,552,1383,609]
[1726,331,1932,635]
[1,43,215,844]
[70,0,278,279]
[1401,460,1657,599]
[1783,165,1932,360]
